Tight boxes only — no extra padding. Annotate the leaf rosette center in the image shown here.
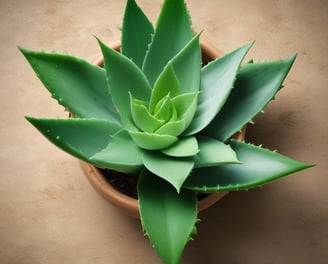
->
[128,63,199,150]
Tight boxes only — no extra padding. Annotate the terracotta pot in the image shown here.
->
[80,41,246,219]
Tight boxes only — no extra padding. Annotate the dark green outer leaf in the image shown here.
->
[138,170,197,264]
[142,0,193,86]
[19,48,120,124]
[25,117,121,167]
[183,140,313,192]
[121,0,154,69]
[184,42,253,135]
[98,39,152,130]
[204,55,297,141]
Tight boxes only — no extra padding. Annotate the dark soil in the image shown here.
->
[100,169,139,199]
[100,169,209,201]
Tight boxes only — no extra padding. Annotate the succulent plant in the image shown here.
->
[21,0,313,263]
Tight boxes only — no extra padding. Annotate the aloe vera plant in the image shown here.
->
[21,0,313,263]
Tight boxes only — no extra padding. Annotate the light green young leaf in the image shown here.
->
[184,140,313,192]
[19,48,120,124]
[91,130,144,173]
[25,117,120,166]
[161,136,199,157]
[129,130,177,150]
[97,39,151,130]
[204,55,297,141]
[153,94,173,121]
[194,136,240,168]
[142,0,193,86]
[121,0,154,69]
[155,119,185,137]
[184,42,253,135]
[149,63,180,113]
[172,92,199,131]
[142,151,194,192]
[138,170,197,264]
[130,93,165,132]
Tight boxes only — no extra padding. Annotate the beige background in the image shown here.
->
[1,0,327,263]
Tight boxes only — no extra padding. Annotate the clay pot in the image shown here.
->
[80,41,246,219]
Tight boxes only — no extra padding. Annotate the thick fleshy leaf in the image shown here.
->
[25,117,120,166]
[98,39,151,129]
[91,130,144,173]
[142,151,194,192]
[121,0,154,68]
[204,55,297,141]
[130,95,164,132]
[194,136,240,168]
[184,140,313,192]
[172,92,199,130]
[161,136,199,157]
[138,170,197,264]
[142,0,193,86]
[129,130,177,150]
[149,63,180,113]
[154,94,173,121]
[19,48,120,124]
[155,119,185,136]
[170,34,201,94]
[184,42,253,135]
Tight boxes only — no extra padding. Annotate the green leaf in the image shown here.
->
[121,0,154,69]
[155,119,185,137]
[149,63,180,113]
[130,94,165,132]
[172,92,199,131]
[128,130,177,150]
[161,136,199,157]
[184,140,313,192]
[19,48,120,124]
[184,42,253,135]
[194,136,241,168]
[142,0,193,86]
[138,170,197,264]
[204,55,297,141]
[171,34,201,94]
[25,117,120,166]
[91,130,144,173]
[97,39,151,129]
[153,94,173,121]
[142,151,194,192]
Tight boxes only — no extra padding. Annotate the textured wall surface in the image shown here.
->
[1,0,327,263]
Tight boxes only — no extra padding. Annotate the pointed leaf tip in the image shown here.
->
[184,42,253,135]
[204,54,298,141]
[142,0,193,86]
[98,38,151,129]
[21,48,120,122]
[184,140,313,192]
[121,0,154,68]
[138,170,197,264]
[25,117,121,166]
[142,151,194,192]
